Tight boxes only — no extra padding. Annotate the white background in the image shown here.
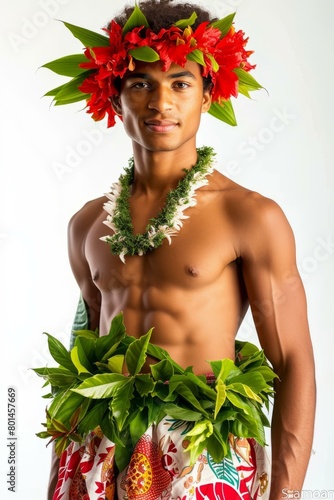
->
[1,0,333,498]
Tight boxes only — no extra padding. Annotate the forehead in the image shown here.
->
[122,59,203,82]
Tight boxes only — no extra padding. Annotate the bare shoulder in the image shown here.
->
[68,196,105,243]
[212,170,295,259]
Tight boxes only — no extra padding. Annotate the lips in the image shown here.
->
[144,119,178,133]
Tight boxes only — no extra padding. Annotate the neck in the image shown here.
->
[131,142,198,195]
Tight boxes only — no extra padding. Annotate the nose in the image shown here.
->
[147,85,173,113]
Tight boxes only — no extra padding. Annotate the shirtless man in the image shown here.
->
[46,1,316,498]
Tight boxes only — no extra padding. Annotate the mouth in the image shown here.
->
[144,120,178,133]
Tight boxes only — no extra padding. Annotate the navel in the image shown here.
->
[185,265,199,278]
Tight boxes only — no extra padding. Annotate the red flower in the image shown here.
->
[210,27,255,101]
[149,26,193,70]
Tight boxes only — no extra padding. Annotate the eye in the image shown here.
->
[173,81,191,89]
[131,81,150,89]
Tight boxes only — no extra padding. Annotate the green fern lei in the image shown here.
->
[105,146,216,257]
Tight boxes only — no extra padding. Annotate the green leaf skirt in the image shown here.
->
[34,310,277,470]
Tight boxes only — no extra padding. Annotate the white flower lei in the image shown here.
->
[100,146,216,263]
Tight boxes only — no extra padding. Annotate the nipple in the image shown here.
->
[185,266,199,277]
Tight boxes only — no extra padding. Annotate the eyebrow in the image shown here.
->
[125,70,197,81]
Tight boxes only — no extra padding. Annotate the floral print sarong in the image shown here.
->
[53,416,270,500]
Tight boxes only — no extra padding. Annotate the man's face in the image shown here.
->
[112,60,211,153]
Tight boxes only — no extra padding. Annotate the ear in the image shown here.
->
[201,90,212,114]
[111,95,122,116]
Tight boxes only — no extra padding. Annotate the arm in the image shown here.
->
[240,195,316,499]
[47,201,102,500]
[67,200,102,330]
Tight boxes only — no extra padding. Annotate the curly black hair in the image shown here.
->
[114,0,216,32]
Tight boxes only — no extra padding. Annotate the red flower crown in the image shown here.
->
[43,4,263,127]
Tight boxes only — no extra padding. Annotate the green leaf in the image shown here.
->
[96,312,126,361]
[214,379,226,419]
[70,346,91,374]
[237,350,265,371]
[235,340,260,358]
[238,83,251,99]
[182,373,217,401]
[107,354,124,373]
[231,412,266,445]
[78,401,108,435]
[147,397,164,425]
[225,391,252,414]
[168,375,199,397]
[161,403,202,421]
[52,72,92,105]
[129,46,160,62]
[174,12,198,29]
[171,383,209,416]
[129,409,148,447]
[110,378,134,430]
[207,101,237,127]
[122,4,149,35]
[150,359,174,381]
[214,409,237,424]
[184,419,213,464]
[33,367,78,387]
[108,311,127,339]
[44,333,76,372]
[135,374,155,396]
[207,425,229,462]
[153,381,175,402]
[234,67,263,90]
[211,359,240,383]
[72,373,127,399]
[42,54,89,77]
[227,372,268,393]
[49,389,86,424]
[146,343,184,373]
[228,383,262,403]
[187,49,205,67]
[206,54,219,73]
[74,329,99,341]
[210,13,236,38]
[63,21,110,47]
[250,366,277,383]
[36,431,51,439]
[55,436,71,456]
[114,440,132,471]
[125,329,153,375]
[44,84,64,97]
[53,94,90,106]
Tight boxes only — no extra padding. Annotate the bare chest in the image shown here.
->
[85,197,238,294]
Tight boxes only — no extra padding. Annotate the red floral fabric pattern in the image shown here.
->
[52,418,270,499]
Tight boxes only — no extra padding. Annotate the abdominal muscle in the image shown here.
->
[98,280,247,375]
